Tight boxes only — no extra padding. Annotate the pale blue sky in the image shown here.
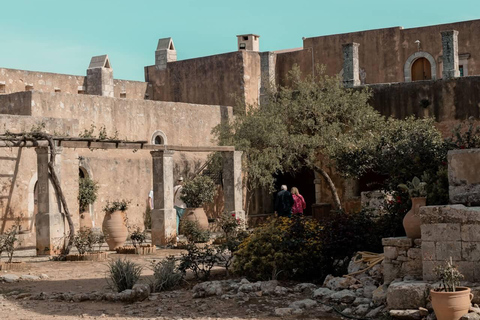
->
[1,0,479,81]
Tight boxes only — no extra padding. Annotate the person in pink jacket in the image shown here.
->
[291,187,306,215]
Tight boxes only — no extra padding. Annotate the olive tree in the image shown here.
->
[214,66,384,210]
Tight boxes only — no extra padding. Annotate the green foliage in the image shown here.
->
[398,176,427,198]
[180,175,216,208]
[422,167,449,206]
[216,215,249,275]
[180,220,210,243]
[78,177,99,212]
[150,256,184,292]
[0,226,19,263]
[177,244,218,281]
[103,200,130,214]
[233,216,323,281]
[129,228,146,248]
[434,258,464,292]
[446,118,480,149]
[73,229,105,254]
[107,259,143,292]
[213,65,383,200]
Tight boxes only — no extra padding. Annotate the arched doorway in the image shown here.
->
[273,168,315,216]
[411,58,432,81]
[79,166,94,229]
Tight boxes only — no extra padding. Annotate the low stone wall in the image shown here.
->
[448,149,480,205]
[382,237,422,284]
[419,204,480,282]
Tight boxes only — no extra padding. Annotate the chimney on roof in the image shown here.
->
[237,34,260,52]
[441,30,460,80]
[86,55,114,97]
[155,38,176,70]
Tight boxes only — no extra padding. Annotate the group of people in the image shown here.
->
[274,185,306,218]
[148,177,186,235]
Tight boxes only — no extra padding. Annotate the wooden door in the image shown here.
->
[411,58,432,81]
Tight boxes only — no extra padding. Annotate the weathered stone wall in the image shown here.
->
[419,205,480,282]
[145,51,260,109]
[298,19,480,85]
[0,93,233,248]
[448,149,480,205]
[382,237,423,284]
[0,68,148,100]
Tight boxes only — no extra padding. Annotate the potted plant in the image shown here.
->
[78,177,99,229]
[102,200,130,250]
[430,258,473,320]
[67,228,107,261]
[180,175,216,231]
[398,176,427,239]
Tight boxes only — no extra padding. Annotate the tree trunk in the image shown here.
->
[314,165,342,210]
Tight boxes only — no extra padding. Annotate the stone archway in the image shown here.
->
[78,163,95,229]
[404,52,437,82]
[151,130,168,145]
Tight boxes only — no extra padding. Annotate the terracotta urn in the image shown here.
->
[182,207,209,231]
[430,287,473,320]
[102,211,128,250]
[403,197,426,239]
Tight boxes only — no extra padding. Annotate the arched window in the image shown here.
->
[151,130,168,145]
[404,52,437,82]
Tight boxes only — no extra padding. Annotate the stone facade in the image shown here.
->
[382,237,423,284]
[448,149,480,205]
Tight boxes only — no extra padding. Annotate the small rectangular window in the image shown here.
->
[0,81,5,94]
[25,84,33,91]
[243,36,248,41]
[54,87,61,93]
[459,65,464,77]
[78,86,85,94]
[239,43,246,50]
[120,92,126,98]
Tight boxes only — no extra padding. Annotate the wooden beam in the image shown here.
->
[0,140,49,148]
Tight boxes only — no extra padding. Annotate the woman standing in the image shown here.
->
[291,187,306,215]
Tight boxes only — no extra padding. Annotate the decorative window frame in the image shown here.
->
[151,130,168,145]
[404,51,437,82]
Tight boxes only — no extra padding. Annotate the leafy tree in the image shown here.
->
[214,65,383,209]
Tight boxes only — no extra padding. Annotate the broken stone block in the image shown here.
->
[387,282,431,309]
[389,309,423,320]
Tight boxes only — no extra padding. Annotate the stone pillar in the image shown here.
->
[86,55,114,97]
[155,38,177,70]
[441,30,460,80]
[260,52,276,105]
[223,151,245,225]
[35,147,65,256]
[342,43,360,88]
[150,150,176,245]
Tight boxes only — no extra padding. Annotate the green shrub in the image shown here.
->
[129,228,146,248]
[180,175,216,208]
[103,200,130,214]
[0,226,19,263]
[78,177,99,213]
[73,228,105,254]
[150,256,183,292]
[233,215,323,281]
[107,259,142,292]
[178,244,218,281]
[180,220,210,243]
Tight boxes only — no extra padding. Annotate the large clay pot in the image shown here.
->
[403,197,426,239]
[102,211,128,250]
[182,208,209,231]
[430,287,473,320]
[79,211,93,230]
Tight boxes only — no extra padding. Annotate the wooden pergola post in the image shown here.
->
[35,146,65,255]
[150,150,176,245]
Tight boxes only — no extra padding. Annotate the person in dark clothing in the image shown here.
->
[274,185,295,218]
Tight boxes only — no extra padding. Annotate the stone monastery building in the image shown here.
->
[0,19,479,253]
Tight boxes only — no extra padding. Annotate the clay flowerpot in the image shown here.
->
[430,287,473,320]
[182,207,209,231]
[403,197,426,239]
[102,211,128,250]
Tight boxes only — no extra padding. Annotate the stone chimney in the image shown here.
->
[237,34,260,51]
[441,30,460,80]
[155,38,176,70]
[342,43,360,88]
[86,55,114,97]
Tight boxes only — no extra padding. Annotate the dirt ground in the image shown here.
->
[0,250,339,320]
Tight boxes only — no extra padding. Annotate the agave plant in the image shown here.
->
[398,176,427,198]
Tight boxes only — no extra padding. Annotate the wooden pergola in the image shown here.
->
[0,135,243,256]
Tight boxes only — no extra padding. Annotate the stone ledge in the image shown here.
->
[418,205,480,224]
[382,237,412,247]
